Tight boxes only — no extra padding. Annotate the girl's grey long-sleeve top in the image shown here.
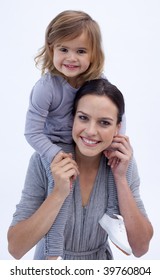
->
[10,145,148,260]
[24,73,78,163]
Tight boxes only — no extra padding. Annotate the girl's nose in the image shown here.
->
[67,51,77,61]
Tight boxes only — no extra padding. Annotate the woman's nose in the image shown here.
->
[85,122,97,136]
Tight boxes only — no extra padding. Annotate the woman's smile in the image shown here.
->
[80,136,101,146]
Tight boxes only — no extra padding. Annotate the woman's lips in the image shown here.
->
[80,136,100,146]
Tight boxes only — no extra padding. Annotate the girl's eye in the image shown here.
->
[60,48,68,53]
[77,49,87,54]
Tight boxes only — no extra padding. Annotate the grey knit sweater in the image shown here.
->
[11,145,148,260]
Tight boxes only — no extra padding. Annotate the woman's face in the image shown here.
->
[72,94,120,158]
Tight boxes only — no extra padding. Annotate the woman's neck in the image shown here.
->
[75,148,102,207]
[75,148,101,172]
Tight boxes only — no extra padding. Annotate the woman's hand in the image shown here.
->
[50,152,79,198]
[103,135,133,178]
[104,135,153,257]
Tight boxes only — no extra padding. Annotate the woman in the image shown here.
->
[8,79,153,260]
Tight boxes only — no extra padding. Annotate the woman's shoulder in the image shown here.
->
[29,151,42,164]
[29,153,47,178]
[126,156,140,187]
[27,153,48,193]
[128,156,138,172]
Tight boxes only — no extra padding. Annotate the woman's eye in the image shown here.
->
[100,120,111,127]
[78,115,88,121]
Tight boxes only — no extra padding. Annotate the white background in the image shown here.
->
[0,0,159,260]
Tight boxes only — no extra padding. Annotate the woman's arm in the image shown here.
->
[8,190,66,259]
[104,135,153,257]
[8,152,78,259]
[115,175,153,257]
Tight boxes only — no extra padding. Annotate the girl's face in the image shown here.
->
[53,32,91,87]
[72,94,120,158]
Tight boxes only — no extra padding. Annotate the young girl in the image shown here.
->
[24,10,127,259]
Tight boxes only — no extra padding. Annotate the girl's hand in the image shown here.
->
[103,135,133,178]
[50,152,79,198]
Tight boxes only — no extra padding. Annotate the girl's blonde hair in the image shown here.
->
[35,10,105,86]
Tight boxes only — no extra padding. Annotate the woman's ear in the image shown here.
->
[114,123,121,136]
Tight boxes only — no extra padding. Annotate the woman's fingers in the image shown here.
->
[109,136,132,156]
[103,135,133,169]
[51,152,79,174]
[51,153,79,187]
[54,157,79,174]
[51,151,72,165]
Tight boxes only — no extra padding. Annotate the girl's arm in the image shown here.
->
[24,76,62,163]
[8,152,78,259]
[104,136,153,257]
